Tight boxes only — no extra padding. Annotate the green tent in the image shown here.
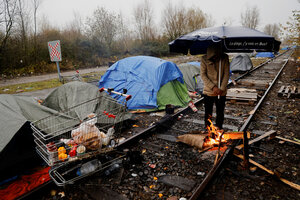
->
[156,80,191,110]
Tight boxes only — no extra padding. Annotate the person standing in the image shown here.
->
[200,43,230,130]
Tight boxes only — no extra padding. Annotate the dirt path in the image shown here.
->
[0,66,108,87]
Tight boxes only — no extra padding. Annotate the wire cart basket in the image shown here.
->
[31,88,131,167]
[49,150,126,186]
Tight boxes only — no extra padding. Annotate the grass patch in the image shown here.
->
[0,71,105,94]
[0,79,63,94]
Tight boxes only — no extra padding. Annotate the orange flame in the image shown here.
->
[205,119,226,146]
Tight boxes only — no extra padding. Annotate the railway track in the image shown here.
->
[21,49,295,200]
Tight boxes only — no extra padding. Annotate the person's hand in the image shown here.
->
[213,86,223,95]
[217,89,223,95]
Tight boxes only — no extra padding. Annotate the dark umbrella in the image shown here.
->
[169,26,281,55]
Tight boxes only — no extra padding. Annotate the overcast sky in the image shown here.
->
[39,0,299,31]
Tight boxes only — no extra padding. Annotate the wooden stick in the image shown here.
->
[198,146,213,153]
[234,153,300,191]
[235,130,276,151]
[223,131,250,140]
[275,136,300,146]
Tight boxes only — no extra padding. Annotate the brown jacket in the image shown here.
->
[200,47,230,96]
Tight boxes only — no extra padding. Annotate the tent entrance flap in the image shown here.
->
[156,81,191,110]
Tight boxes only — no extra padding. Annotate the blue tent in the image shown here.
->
[255,52,275,58]
[98,56,189,110]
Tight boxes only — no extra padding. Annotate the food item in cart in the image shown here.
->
[58,146,66,154]
[72,123,102,150]
[69,146,77,157]
[46,142,57,165]
[83,132,102,150]
[46,142,57,152]
[76,145,86,155]
[60,138,76,147]
[58,153,68,161]
[101,127,115,146]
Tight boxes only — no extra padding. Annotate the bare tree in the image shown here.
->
[162,3,213,41]
[116,12,133,52]
[162,2,187,41]
[133,0,156,41]
[31,0,41,62]
[67,11,83,34]
[263,23,280,40]
[86,7,120,52]
[0,0,17,54]
[32,0,40,37]
[16,0,30,65]
[185,7,213,32]
[281,10,300,45]
[240,5,260,29]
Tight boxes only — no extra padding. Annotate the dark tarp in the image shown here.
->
[0,95,61,180]
[230,54,253,72]
[42,81,133,127]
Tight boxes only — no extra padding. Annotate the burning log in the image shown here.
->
[222,131,250,140]
[177,119,250,150]
[177,134,207,149]
[177,131,250,150]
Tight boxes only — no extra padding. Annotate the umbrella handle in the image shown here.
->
[218,60,221,99]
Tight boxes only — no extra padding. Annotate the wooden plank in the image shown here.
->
[235,130,276,151]
[227,93,257,99]
[238,79,269,88]
[227,88,257,93]
[290,86,296,98]
[283,86,290,94]
[227,96,257,101]
[223,131,250,140]
[227,88,257,102]
[234,153,300,191]
[278,86,285,97]
[275,136,300,146]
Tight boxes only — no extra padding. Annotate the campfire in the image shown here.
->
[177,119,250,150]
[204,119,227,147]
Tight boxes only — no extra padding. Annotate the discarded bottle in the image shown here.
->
[107,126,115,137]
[104,162,120,176]
[103,127,115,146]
[77,159,101,176]
[188,101,198,112]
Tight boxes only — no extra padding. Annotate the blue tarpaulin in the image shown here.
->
[255,52,275,58]
[98,56,184,110]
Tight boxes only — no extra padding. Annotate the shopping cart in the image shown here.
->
[31,88,131,167]
[49,150,126,186]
